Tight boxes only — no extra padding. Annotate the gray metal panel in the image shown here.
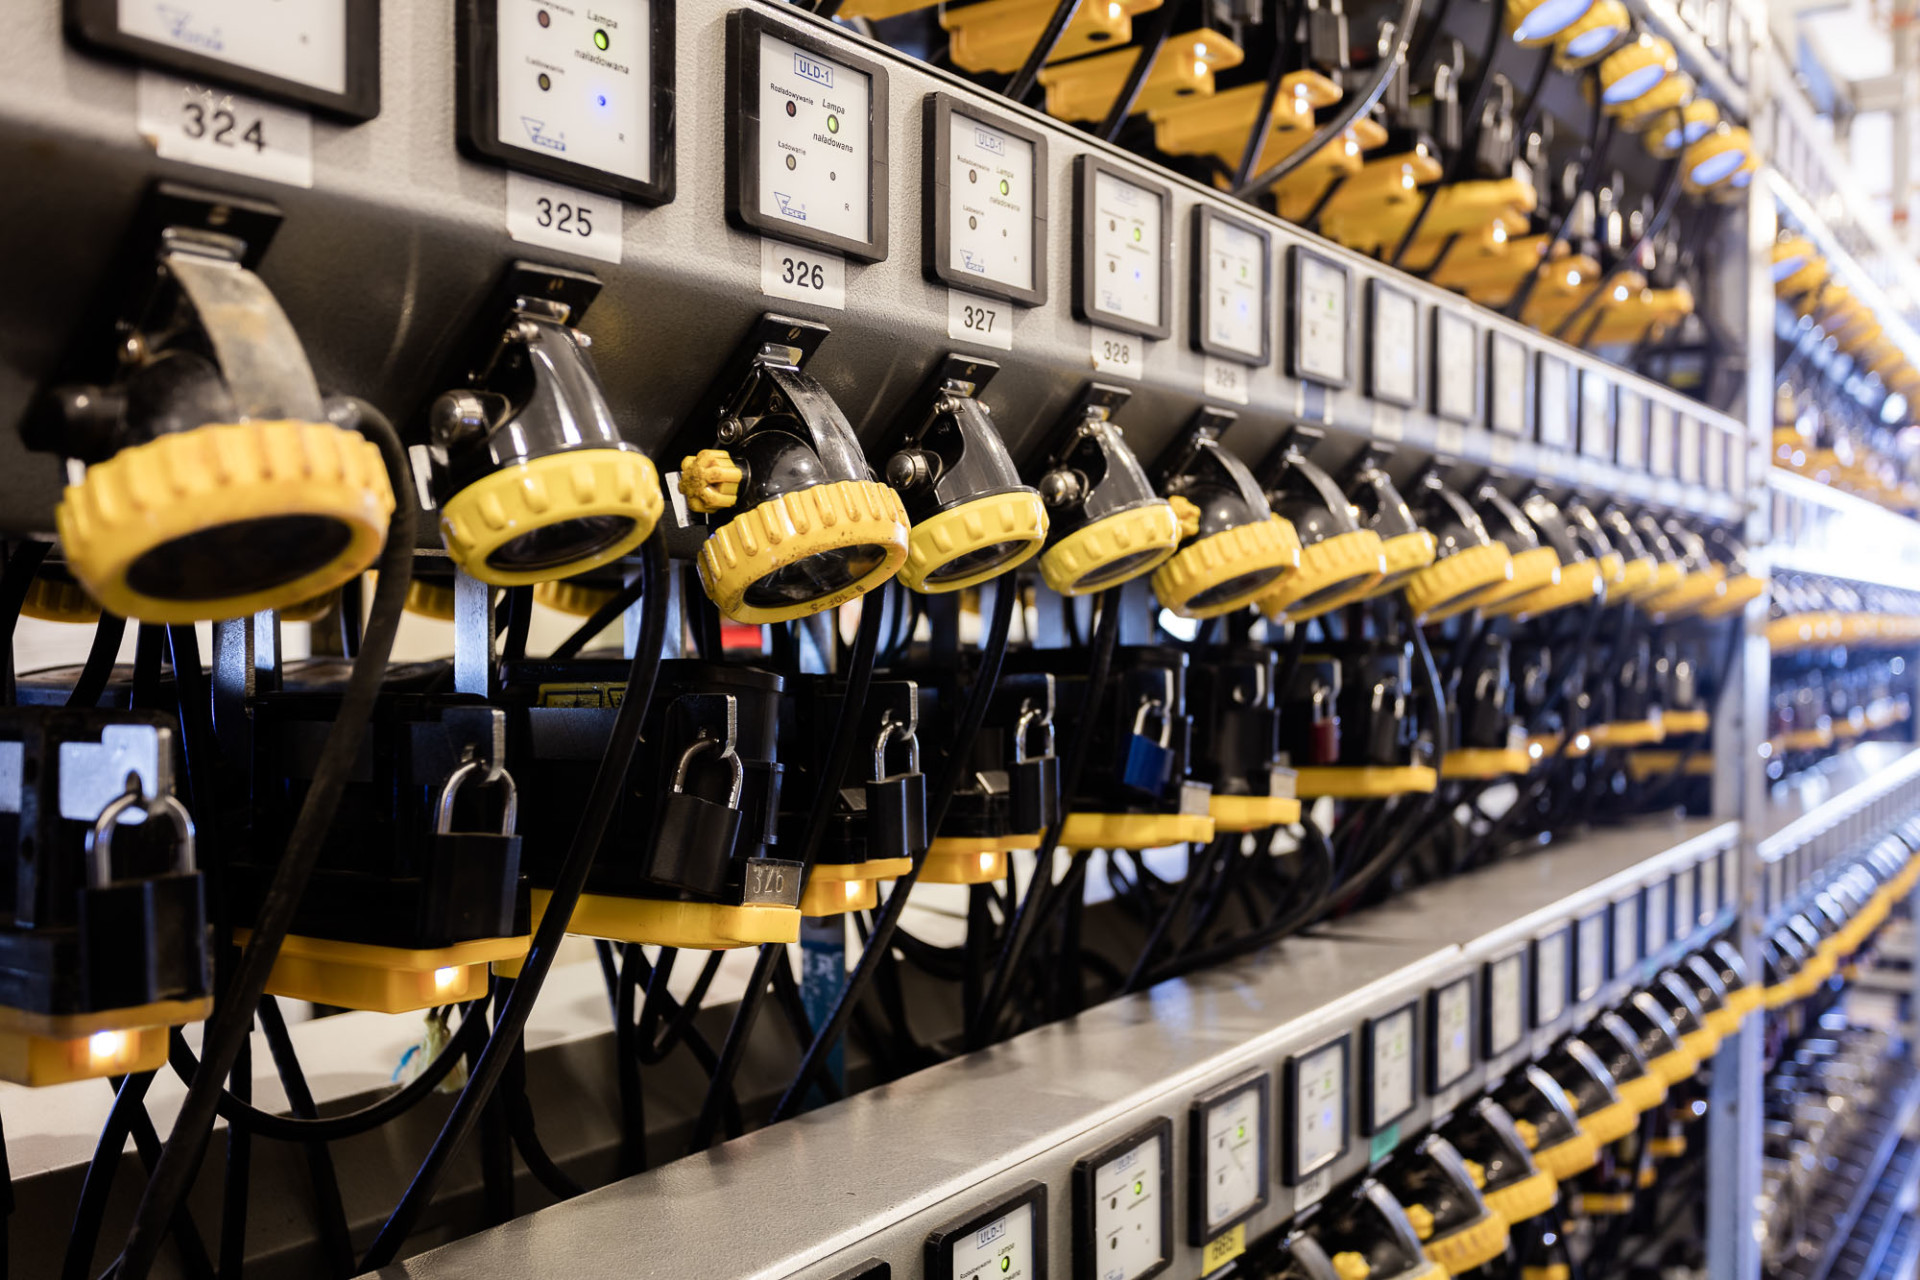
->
[377,934,1457,1280]
[0,0,1747,538]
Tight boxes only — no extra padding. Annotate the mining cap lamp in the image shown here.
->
[1255,428,1388,622]
[1469,480,1561,612]
[1771,234,1828,297]
[427,266,662,588]
[1148,408,1301,618]
[1543,1035,1638,1144]
[675,316,910,623]
[1508,0,1597,46]
[1698,525,1767,617]
[1583,1007,1670,1112]
[1491,1063,1600,1179]
[882,355,1047,594]
[1682,124,1752,193]
[1483,492,1604,619]
[1616,987,1698,1085]
[1438,1098,1558,1227]
[1561,497,1623,593]
[1644,98,1719,159]
[1650,965,1722,1062]
[1552,0,1630,66]
[1377,1134,1511,1275]
[1597,505,1658,596]
[1307,1180,1451,1280]
[1343,449,1439,599]
[29,186,393,624]
[1403,469,1514,621]
[1598,33,1678,113]
[1641,518,1724,618]
[21,562,102,625]
[1028,384,1183,596]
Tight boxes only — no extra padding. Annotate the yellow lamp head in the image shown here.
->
[1466,482,1560,614]
[1254,427,1387,621]
[1031,384,1182,596]
[674,317,908,624]
[430,271,663,589]
[20,563,102,625]
[1552,0,1629,66]
[1483,493,1604,620]
[1619,71,1695,133]
[40,195,394,624]
[1771,235,1826,296]
[1681,124,1751,193]
[1404,469,1515,621]
[884,356,1047,594]
[1598,35,1678,114]
[1509,0,1597,45]
[1148,408,1301,618]
[1343,448,1439,600]
[1642,98,1719,158]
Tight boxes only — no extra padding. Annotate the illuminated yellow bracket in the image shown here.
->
[1210,793,1302,831]
[1059,810,1215,849]
[1274,119,1390,222]
[1038,29,1244,122]
[1441,747,1536,779]
[1293,764,1438,798]
[1149,72,1341,169]
[0,996,212,1087]
[499,889,799,972]
[944,0,1162,75]
[920,832,1040,885]
[236,928,529,1015]
[800,858,915,916]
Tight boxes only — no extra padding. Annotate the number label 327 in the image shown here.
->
[948,290,1012,350]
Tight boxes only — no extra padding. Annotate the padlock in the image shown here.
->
[1306,0,1349,75]
[649,737,746,897]
[1475,76,1516,177]
[78,774,208,1012]
[1121,697,1177,797]
[866,717,928,861]
[1008,702,1062,834]
[421,758,523,946]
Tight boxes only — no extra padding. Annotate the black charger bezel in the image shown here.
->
[926,1181,1049,1280]
[1073,155,1174,340]
[1072,1117,1174,1280]
[1191,206,1272,366]
[924,92,1048,306]
[1187,1070,1271,1245]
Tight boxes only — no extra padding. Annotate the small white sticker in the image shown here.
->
[759,237,845,309]
[948,289,1012,350]
[507,172,622,265]
[1205,355,1251,405]
[1294,1165,1332,1209]
[1435,421,1466,457]
[137,72,313,188]
[1491,435,1516,466]
[1374,402,1404,441]
[1091,326,1144,378]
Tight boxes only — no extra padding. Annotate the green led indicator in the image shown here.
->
[1236,1123,1246,1140]
[1000,1259,1011,1273]
[594,28,609,49]
[1134,1180,1145,1195]
[999,178,1010,196]
[1132,226,1142,242]
[828,114,840,133]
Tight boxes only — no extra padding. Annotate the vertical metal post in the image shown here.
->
[452,569,495,697]
[800,914,849,1098]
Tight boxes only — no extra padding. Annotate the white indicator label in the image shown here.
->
[1296,255,1348,384]
[1704,424,1728,490]
[1205,218,1267,361]
[1369,1008,1415,1129]
[952,1202,1037,1280]
[1579,369,1612,459]
[137,71,313,187]
[1205,355,1250,404]
[1488,954,1525,1054]
[760,237,846,308]
[1720,849,1736,910]
[1435,311,1477,422]
[1647,401,1675,476]
[1701,852,1720,916]
[507,171,622,263]
[1490,333,1526,436]
[1616,389,1646,470]
[949,289,1012,350]
[1091,1134,1165,1280]
[1729,428,1748,494]
[1294,1043,1346,1177]
[496,0,651,183]
[1613,895,1640,976]
[1294,1165,1332,1209]
[1537,356,1570,449]
[119,0,347,93]
[1090,170,1162,327]
[1645,879,1670,952]
[1203,1085,1264,1231]
[1091,326,1143,378]
[1535,931,1569,1024]
[1432,979,1473,1090]
[1576,911,1606,1001]
[1372,287,1418,405]
[757,32,870,243]
[1677,415,1703,484]
[1675,869,1697,936]
[947,111,1036,293]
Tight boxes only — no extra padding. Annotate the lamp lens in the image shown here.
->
[1516,0,1592,40]
[1563,25,1619,58]
[1191,565,1288,612]
[127,514,352,602]
[487,514,637,574]
[1070,547,1165,592]
[1689,150,1746,187]
[925,540,1028,586]
[743,543,888,609]
[1603,64,1666,104]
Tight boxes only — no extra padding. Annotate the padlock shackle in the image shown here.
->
[87,774,197,889]
[873,715,922,780]
[437,758,521,836]
[673,737,746,808]
[1013,704,1056,764]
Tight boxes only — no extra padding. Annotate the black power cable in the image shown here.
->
[65,610,127,709]
[357,531,669,1270]
[1004,0,1085,103]
[1096,0,1180,143]
[0,541,52,705]
[113,398,417,1280]
[772,577,1018,1119]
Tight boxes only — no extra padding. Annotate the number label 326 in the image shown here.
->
[761,239,846,309]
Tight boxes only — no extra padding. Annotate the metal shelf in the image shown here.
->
[1781,1072,1920,1280]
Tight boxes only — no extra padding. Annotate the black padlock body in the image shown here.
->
[1277,655,1342,767]
[79,871,208,1011]
[1187,643,1283,797]
[889,667,1061,842]
[649,793,745,897]
[246,691,527,949]
[1339,644,1417,767]
[1453,631,1515,751]
[500,658,784,906]
[0,706,208,1019]
[1003,646,1193,815]
[774,677,922,867]
[1007,754,1061,834]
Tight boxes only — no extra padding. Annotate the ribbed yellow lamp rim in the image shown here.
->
[898,489,1049,594]
[1153,514,1302,618]
[696,478,910,624]
[441,447,663,588]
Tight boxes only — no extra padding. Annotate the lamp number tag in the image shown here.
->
[1092,326,1143,378]
[137,71,313,188]
[761,238,846,309]
[507,173,622,264]
[1205,355,1251,405]
[948,289,1013,350]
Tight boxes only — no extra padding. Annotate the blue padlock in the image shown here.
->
[1122,697,1177,797]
